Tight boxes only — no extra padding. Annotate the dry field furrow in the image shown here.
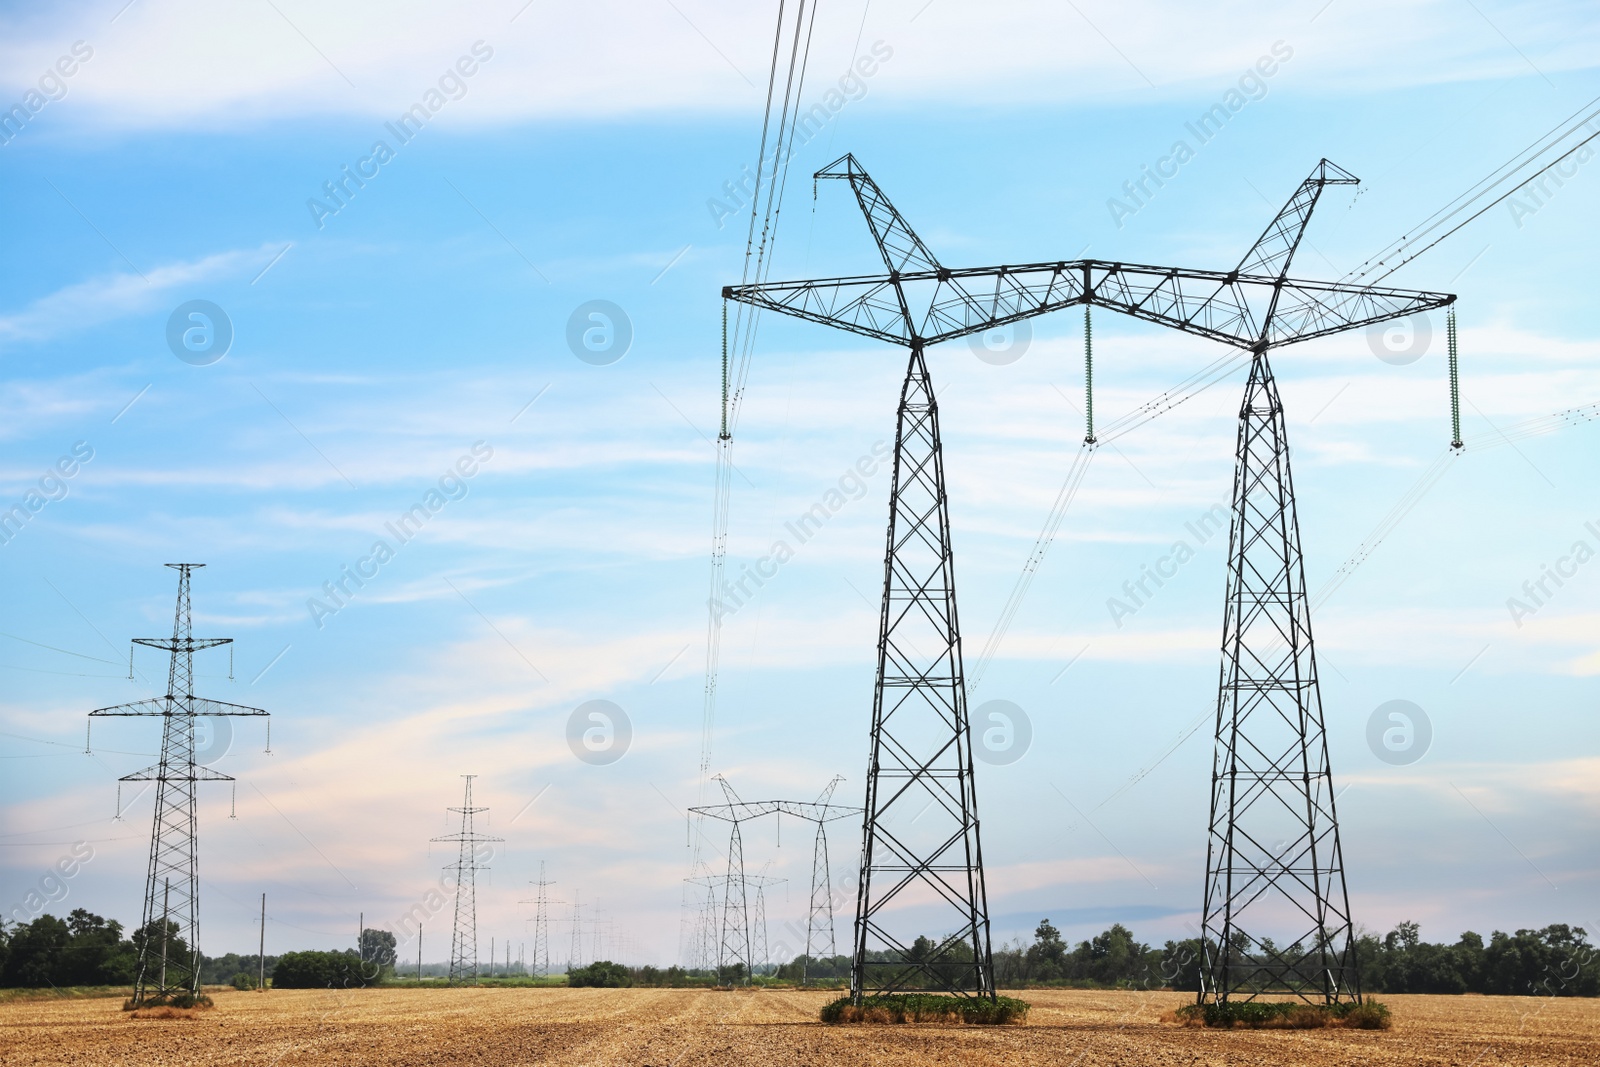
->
[1,987,1596,1066]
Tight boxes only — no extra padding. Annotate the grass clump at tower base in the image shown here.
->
[820,993,1031,1025]
[122,990,215,1018]
[1170,999,1391,1030]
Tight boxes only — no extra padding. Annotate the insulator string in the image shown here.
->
[1084,304,1096,444]
[1448,305,1463,449]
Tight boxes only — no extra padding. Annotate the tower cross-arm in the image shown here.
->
[726,157,1451,355]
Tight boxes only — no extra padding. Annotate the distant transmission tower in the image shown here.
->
[519,862,560,978]
[567,890,584,970]
[687,775,856,985]
[87,563,269,1006]
[431,775,502,984]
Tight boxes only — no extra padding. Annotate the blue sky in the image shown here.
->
[1,0,1598,968]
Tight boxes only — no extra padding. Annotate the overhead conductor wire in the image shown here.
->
[691,0,822,967]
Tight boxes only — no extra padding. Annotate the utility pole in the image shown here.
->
[358,911,363,965]
[431,775,502,984]
[87,564,270,1006]
[258,893,266,992]
[418,924,423,981]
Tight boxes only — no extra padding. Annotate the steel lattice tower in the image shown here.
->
[726,155,1456,1005]
[1199,346,1358,1003]
[688,776,857,985]
[1197,163,1372,1006]
[87,564,268,1006]
[432,775,501,984]
[855,343,993,998]
[520,862,560,978]
[567,890,584,971]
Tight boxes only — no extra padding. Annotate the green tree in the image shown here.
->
[568,960,631,987]
[272,949,377,989]
[1,914,69,986]
[358,928,397,976]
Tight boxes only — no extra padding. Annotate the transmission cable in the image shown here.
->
[1344,92,1600,283]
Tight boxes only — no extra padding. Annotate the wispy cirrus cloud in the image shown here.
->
[0,242,281,345]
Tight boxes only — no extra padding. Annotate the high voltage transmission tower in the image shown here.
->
[86,564,269,1006]
[687,775,857,985]
[431,775,501,984]
[520,862,561,978]
[724,155,1456,1004]
[567,890,585,970]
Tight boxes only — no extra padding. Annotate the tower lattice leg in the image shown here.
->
[719,823,752,983]
[1199,348,1359,1005]
[852,346,993,1001]
[803,821,835,984]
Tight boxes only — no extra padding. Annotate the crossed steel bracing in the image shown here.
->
[688,775,858,984]
[88,564,269,1005]
[432,775,502,984]
[724,154,1454,1004]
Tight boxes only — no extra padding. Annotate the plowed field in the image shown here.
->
[2,986,1596,1065]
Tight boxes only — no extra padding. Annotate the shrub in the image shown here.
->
[1171,998,1391,1030]
[122,991,214,1011]
[230,972,258,991]
[567,961,631,988]
[820,993,1030,1025]
[271,950,380,989]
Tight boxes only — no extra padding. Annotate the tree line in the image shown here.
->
[0,910,398,990]
[5,909,1595,996]
[987,918,1600,996]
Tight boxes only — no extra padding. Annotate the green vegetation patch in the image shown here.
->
[567,961,632,987]
[122,990,214,1011]
[1173,998,1391,1030]
[820,993,1031,1025]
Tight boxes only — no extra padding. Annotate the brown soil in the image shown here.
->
[1,986,1595,1065]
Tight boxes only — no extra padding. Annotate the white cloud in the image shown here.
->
[0,1,1593,128]
[0,243,280,345]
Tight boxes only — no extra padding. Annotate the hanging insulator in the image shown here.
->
[719,300,732,441]
[1447,305,1463,449]
[1084,304,1097,444]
